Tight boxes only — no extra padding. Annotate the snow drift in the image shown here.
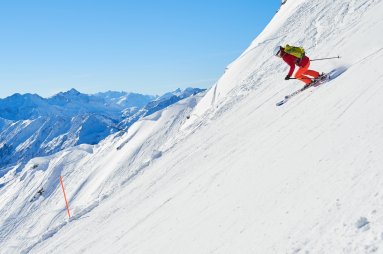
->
[1,0,383,253]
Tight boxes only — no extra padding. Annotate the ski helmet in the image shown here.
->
[273,46,282,57]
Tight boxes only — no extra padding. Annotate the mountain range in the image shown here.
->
[0,87,205,176]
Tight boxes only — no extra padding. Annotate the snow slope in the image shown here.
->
[1,0,383,253]
[0,93,202,254]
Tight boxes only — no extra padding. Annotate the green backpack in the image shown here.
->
[284,44,305,59]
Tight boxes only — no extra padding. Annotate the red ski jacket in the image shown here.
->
[281,48,309,77]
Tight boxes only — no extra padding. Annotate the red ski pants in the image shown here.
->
[295,61,320,85]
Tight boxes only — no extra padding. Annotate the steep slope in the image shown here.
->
[1,0,383,253]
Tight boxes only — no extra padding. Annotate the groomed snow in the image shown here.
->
[1,0,383,253]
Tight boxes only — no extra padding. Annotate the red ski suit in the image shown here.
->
[281,48,319,85]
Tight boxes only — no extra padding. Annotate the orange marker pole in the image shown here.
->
[60,175,71,219]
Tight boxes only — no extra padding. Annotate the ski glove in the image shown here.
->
[285,75,291,80]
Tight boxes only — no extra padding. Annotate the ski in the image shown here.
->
[276,73,330,106]
[276,86,310,106]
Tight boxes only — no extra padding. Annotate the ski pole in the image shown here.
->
[311,56,341,61]
[287,77,312,80]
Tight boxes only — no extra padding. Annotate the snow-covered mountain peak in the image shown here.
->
[61,88,81,96]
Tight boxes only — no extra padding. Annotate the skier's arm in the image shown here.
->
[287,63,295,77]
[282,55,295,77]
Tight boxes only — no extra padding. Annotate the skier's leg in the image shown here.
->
[304,69,320,79]
[295,65,311,85]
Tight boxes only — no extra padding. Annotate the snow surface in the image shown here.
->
[1,0,383,253]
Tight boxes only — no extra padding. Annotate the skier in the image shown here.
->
[274,45,321,87]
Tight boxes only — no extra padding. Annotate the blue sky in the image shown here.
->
[0,1,279,97]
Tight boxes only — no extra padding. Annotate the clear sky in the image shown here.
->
[0,0,279,98]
